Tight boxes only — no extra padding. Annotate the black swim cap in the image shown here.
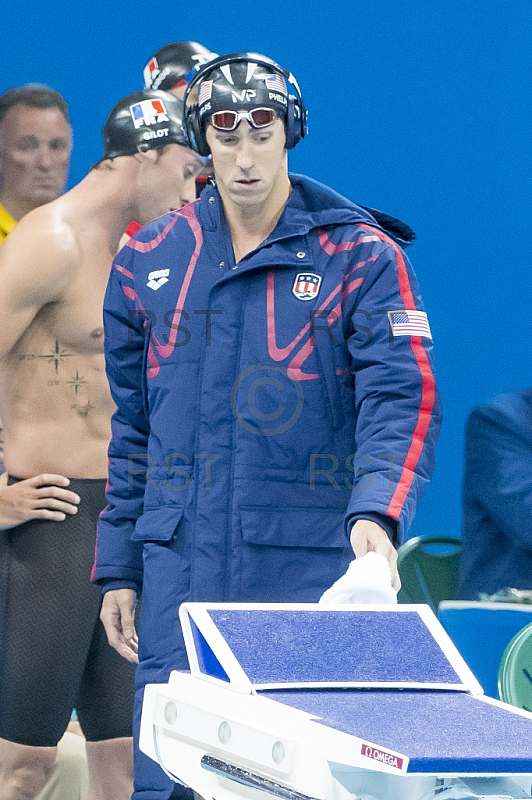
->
[100,89,188,162]
[143,42,217,92]
[197,59,288,125]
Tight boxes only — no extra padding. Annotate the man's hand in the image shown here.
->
[100,589,139,664]
[0,472,81,529]
[350,519,401,592]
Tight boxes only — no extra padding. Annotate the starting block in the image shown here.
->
[140,604,532,800]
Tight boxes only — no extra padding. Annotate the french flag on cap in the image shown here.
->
[129,99,168,129]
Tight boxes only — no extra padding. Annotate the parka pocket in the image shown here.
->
[240,506,348,549]
[131,506,184,542]
[237,505,352,602]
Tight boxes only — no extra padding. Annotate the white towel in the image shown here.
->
[319,553,397,605]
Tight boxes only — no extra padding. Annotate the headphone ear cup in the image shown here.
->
[284,95,301,150]
[185,104,211,157]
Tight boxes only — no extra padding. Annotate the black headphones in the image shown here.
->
[182,52,308,157]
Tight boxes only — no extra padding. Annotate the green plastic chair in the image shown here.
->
[498,622,532,712]
[396,535,461,614]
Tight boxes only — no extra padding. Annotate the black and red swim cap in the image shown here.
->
[143,42,217,92]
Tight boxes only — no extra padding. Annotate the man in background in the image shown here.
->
[0,84,72,239]
[0,88,205,800]
[460,389,532,599]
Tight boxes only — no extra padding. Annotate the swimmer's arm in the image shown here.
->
[0,214,76,358]
[0,472,81,529]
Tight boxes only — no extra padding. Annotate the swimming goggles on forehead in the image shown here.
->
[210,107,277,131]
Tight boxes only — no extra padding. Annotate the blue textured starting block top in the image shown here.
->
[260,689,532,774]
[191,605,475,689]
[208,608,458,684]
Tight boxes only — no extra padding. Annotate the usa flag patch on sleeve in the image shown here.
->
[388,310,432,339]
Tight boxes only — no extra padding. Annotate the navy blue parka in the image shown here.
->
[93,175,440,603]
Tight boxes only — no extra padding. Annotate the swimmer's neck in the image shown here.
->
[65,171,139,256]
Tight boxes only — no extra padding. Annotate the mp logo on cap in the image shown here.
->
[130,99,169,129]
[231,89,256,103]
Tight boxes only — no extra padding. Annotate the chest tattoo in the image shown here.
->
[19,339,75,374]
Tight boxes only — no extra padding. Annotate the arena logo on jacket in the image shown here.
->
[292,273,321,301]
[147,268,170,290]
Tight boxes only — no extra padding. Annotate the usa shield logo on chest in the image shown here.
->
[292,273,322,301]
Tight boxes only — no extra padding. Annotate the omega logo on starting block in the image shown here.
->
[361,743,404,770]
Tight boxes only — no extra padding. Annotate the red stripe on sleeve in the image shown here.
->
[358,224,437,521]
[387,339,436,518]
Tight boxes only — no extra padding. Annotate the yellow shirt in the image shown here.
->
[0,203,16,242]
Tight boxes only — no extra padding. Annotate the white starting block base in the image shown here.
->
[140,604,532,800]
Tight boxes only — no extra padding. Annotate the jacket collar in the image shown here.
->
[285,174,416,247]
[197,173,415,250]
